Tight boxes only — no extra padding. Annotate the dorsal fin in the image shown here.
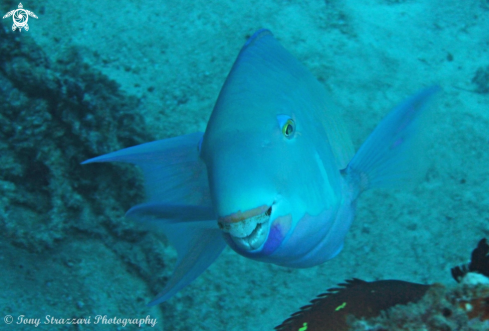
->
[275,279,430,331]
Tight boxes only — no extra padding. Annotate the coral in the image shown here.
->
[349,282,489,331]
[0,23,166,290]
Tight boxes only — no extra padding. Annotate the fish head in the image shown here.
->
[201,108,331,257]
[200,30,347,263]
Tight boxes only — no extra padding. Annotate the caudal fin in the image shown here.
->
[346,86,440,191]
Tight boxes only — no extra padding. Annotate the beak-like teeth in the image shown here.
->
[218,206,272,251]
[232,220,269,251]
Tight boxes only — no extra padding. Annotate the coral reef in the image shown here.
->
[0,22,172,320]
[349,282,489,331]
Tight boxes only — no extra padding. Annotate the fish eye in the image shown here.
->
[282,119,295,138]
[276,115,296,139]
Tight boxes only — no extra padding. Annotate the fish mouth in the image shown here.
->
[218,205,272,251]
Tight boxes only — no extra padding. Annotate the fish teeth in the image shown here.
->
[228,212,269,238]
[232,219,269,251]
[218,207,271,251]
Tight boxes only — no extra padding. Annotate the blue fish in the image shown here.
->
[83,29,438,305]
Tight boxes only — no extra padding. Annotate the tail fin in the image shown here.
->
[83,132,226,304]
[346,86,440,192]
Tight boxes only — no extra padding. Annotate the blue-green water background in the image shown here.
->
[1,0,489,330]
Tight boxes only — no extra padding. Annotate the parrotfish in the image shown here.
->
[83,29,439,305]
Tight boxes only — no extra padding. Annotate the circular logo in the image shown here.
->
[13,9,28,27]
[4,315,13,324]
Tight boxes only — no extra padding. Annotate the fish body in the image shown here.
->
[83,29,438,304]
[274,279,430,331]
[201,30,359,268]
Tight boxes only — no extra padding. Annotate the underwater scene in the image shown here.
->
[2,0,489,330]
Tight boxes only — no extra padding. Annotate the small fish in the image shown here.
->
[83,29,439,305]
[274,279,430,331]
[275,238,489,330]
[452,238,489,281]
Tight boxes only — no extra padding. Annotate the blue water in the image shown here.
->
[1,0,489,330]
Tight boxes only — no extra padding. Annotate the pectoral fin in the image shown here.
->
[347,86,440,191]
[141,215,225,305]
[83,132,224,304]
[127,203,225,305]
[82,132,211,206]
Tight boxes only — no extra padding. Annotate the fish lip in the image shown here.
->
[218,205,270,224]
[218,204,272,251]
